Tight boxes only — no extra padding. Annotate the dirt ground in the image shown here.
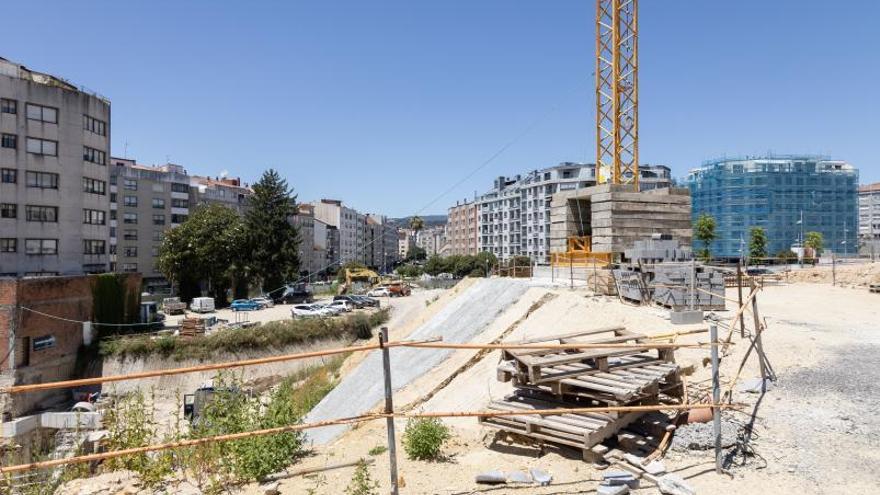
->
[781,260,880,287]
[241,281,880,495]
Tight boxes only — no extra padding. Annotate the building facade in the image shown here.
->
[415,225,447,257]
[108,158,191,289]
[292,203,329,277]
[0,57,111,276]
[364,214,399,272]
[475,162,673,262]
[189,175,251,214]
[446,199,478,256]
[688,155,859,258]
[859,183,880,257]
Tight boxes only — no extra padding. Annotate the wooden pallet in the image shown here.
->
[509,357,681,404]
[500,327,674,385]
[480,392,646,460]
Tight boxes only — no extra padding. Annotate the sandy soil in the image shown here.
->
[781,261,880,287]
[241,281,880,495]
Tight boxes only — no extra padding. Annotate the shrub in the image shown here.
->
[344,459,378,495]
[402,417,450,461]
[367,445,387,456]
[101,308,390,360]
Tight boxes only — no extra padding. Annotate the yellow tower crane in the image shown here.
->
[596,0,639,190]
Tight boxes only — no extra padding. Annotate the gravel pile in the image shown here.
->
[670,418,740,451]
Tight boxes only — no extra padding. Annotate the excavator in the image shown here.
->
[338,267,380,295]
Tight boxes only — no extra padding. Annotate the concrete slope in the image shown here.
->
[305,278,531,445]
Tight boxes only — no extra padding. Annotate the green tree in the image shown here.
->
[405,246,427,262]
[424,255,445,276]
[245,169,300,295]
[158,204,246,307]
[693,214,717,261]
[805,231,824,256]
[748,227,768,260]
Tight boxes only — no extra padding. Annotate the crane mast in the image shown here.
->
[596,0,639,189]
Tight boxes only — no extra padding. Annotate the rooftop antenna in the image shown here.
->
[123,140,129,159]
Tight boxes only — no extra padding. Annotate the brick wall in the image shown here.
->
[0,273,141,418]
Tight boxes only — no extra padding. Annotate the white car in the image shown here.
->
[313,303,343,315]
[367,287,391,297]
[326,300,353,312]
[251,297,274,309]
[291,304,325,318]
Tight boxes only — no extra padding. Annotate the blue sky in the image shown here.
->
[6,1,878,216]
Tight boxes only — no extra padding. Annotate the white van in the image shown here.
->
[190,297,215,313]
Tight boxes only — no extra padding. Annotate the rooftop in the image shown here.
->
[0,56,109,103]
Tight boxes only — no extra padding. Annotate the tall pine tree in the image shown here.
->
[245,169,300,294]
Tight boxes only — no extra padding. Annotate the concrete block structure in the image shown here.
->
[549,184,692,255]
[0,273,141,419]
[475,163,672,263]
[0,57,111,276]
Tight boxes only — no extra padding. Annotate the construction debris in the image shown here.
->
[473,469,552,486]
[481,327,683,460]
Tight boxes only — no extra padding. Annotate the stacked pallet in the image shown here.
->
[652,263,725,310]
[481,327,682,460]
[179,318,206,338]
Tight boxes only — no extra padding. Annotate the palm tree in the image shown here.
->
[409,215,425,233]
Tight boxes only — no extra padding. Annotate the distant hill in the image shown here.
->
[389,215,447,228]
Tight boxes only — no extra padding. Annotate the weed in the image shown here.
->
[367,445,387,456]
[402,417,450,461]
[344,459,378,495]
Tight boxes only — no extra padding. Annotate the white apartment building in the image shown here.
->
[859,183,880,257]
[478,163,672,263]
[312,199,365,266]
[415,226,446,257]
[0,57,111,276]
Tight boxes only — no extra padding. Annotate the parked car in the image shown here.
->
[326,300,353,312]
[251,296,274,309]
[274,285,314,304]
[190,297,215,313]
[230,299,260,311]
[291,304,325,318]
[367,287,391,297]
[313,302,343,315]
[333,295,366,308]
[350,295,380,307]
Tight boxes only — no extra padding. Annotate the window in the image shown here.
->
[83,209,106,225]
[110,210,117,220]
[1,168,16,183]
[25,239,57,255]
[83,239,106,255]
[83,115,106,136]
[152,230,164,242]
[32,335,56,352]
[1,134,16,149]
[110,192,117,202]
[171,198,188,208]
[27,171,59,189]
[1,203,16,218]
[82,177,106,195]
[152,214,165,225]
[152,198,165,209]
[26,205,58,222]
[151,246,159,257]
[171,182,188,193]
[109,226,116,237]
[123,229,138,240]
[124,195,138,207]
[83,146,106,165]
[0,98,16,114]
[151,183,164,193]
[124,178,137,191]
[124,246,137,257]
[171,214,188,224]
[26,137,57,156]
[0,239,15,253]
[123,212,138,224]
[26,104,57,124]
[121,263,138,273]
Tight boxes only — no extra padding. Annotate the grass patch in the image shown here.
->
[100,308,389,361]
